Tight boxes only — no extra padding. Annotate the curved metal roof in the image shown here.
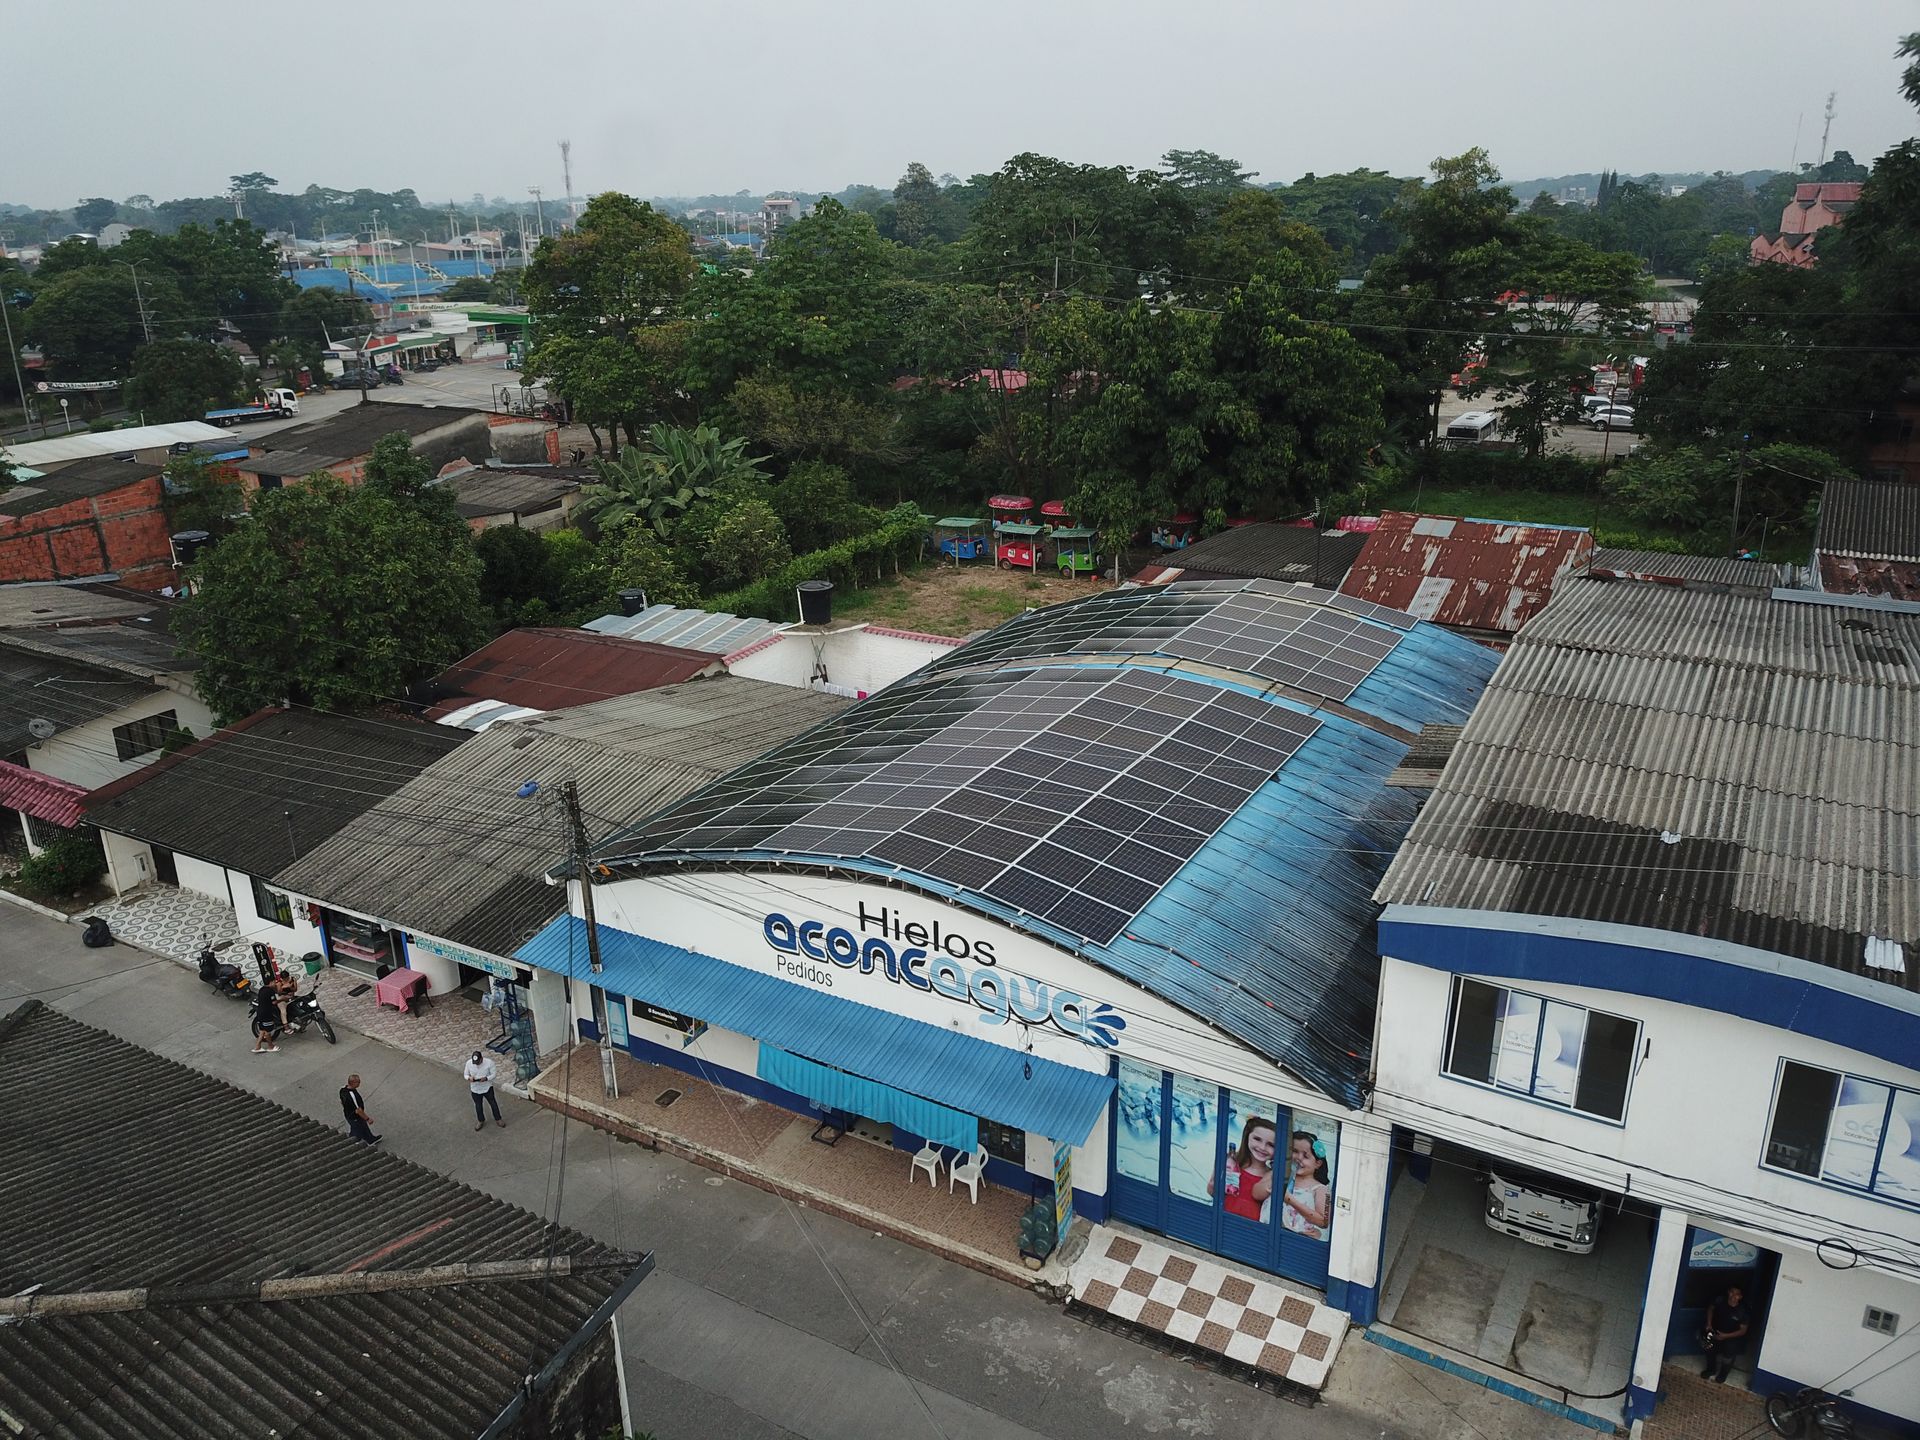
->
[597,582,1500,1103]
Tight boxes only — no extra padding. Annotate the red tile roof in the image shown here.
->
[0,758,87,829]
[422,628,721,718]
[1338,510,1594,636]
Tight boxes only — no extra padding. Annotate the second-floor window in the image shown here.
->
[113,710,179,762]
[1764,1061,1920,1205]
[1444,977,1640,1123]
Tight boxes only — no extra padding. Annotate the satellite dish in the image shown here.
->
[26,718,56,741]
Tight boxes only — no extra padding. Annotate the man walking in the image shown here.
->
[339,1074,380,1145]
[466,1049,504,1130]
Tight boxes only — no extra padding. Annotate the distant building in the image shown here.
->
[762,195,799,232]
[95,222,134,249]
[1750,181,1863,268]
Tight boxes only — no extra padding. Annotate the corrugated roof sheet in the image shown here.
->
[84,708,464,875]
[584,603,788,656]
[1815,477,1920,563]
[277,678,849,959]
[228,448,350,477]
[0,1001,633,1440]
[1129,525,1368,589]
[0,422,227,469]
[520,915,1114,1143]
[1587,547,1785,593]
[0,758,86,827]
[0,639,157,753]
[1340,510,1594,634]
[1818,554,1920,601]
[265,403,480,460]
[422,627,721,719]
[0,458,161,518]
[594,583,1501,1104]
[444,468,582,518]
[1376,579,1920,991]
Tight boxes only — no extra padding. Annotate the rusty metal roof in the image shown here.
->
[1816,477,1920,563]
[1338,510,1594,635]
[421,627,721,719]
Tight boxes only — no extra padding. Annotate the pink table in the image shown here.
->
[373,967,429,1012]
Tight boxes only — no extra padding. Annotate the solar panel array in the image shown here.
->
[612,666,1322,945]
[929,579,1411,701]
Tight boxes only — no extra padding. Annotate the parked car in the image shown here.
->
[1590,406,1637,431]
[331,370,382,389]
[1580,391,1628,415]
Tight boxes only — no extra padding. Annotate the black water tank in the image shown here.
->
[170,530,211,567]
[618,588,648,617]
[796,579,834,626]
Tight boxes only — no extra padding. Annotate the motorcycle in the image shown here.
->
[251,982,336,1045]
[1765,1387,1855,1438]
[197,940,253,1001]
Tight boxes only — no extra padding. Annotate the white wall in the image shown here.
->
[174,853,230,905]
[235,871,326,961]
[1373,956,1920,1271]
[100,828,154,895]
[25,690,216,792]
[725,629,958,698]
[1759,1243,1920,1421]
[527,965,571,1057]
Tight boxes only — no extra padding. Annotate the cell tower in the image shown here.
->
[559,139,576,224]
[1816,92,1837,170]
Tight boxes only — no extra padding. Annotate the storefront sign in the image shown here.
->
[1053,1141,1075,1239]
[762,904,1128,1049]
[410,933,516,979]
[1688,1230,1760,1269]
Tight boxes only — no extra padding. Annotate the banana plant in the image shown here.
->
[577,423,770,538]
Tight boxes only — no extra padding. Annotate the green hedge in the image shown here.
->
[1412,447,1610,495]
[706,507,932,621]
[15,826,106,898]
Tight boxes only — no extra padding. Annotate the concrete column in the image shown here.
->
[526,966,572,1055]
[1629,1205,1689,1422]
[1328,1115,1393,1324]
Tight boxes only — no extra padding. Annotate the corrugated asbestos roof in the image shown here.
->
[0,1001,634,1440]
[265,402,481,458]
[1815,477,1920,562]
[0,639,157,753]
[277,678,849,959]
[1339,510,1594,634]
[84,708,465,875]
[1587,547,1785,593]
[584,602,788,655]
[520,915,1115,1144]
[594,583,1501,1105]
[444,468,581,518]
[1131,524,1369,589]
[422,627,721,718]
[1376,579,1920,990]
[228,448,349,477]
[0,457,161,518]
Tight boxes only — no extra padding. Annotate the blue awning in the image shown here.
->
[518,915,1114,1144]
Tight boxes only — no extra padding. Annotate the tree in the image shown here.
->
[595,521,699,610]
[442,276,493,301]
[772,462,878,552]
[1902,30,1920,110]
[73,198,117,233]
[1266,169,1408,272]
[1187,190,1336,299]
[176,473,486,719]
[24,267,172,377]
[475,524,553,627]
[124,339,249,421]
[890,162,967,247]
[119,219,292,355]
[228,173,277,219]
[1160,149,1257,192]
[577,423,770,536]
[1696,232,1752,284]
[703,500,792,589]
[162,455,246,538]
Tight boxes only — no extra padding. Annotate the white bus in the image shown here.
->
[1444,411,1502,446]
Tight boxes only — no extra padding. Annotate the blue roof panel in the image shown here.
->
[518,915,1115,1144]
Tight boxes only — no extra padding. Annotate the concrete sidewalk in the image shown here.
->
[0,895,1596,1440]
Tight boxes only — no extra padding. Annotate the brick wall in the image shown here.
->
[0,475,174,587]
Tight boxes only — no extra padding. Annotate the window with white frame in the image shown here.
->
[1443,977,1640,1122]
[1764,1061,1920,1204]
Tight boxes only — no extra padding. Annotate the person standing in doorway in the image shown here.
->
[466,1049,504,1130]
[339,1074,380,1145]
[1700,1284,1752,1382]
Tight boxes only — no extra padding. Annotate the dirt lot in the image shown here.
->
[836,560,1115,638]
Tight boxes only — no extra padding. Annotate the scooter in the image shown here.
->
[1766,1387,1856,1438]
[198,941,252,1001]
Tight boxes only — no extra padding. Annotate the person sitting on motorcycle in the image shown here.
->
[269,969,298,1032]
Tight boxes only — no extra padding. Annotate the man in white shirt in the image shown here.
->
[465,1049,504,1131]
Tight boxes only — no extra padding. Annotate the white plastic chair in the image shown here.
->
[949,1144,988,1203]
[909,1143,943,1188]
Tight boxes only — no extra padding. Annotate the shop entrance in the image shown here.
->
[1663,1227,1779,1386]
[1110,1059,1339,1290]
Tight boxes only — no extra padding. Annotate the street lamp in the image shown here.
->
[58,396,72,433]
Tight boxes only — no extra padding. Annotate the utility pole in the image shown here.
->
[1,288,38,437]
[119,262,154,345]
[1729,434,1750,557]
[560,779,617,1099]
[528,186,546,242]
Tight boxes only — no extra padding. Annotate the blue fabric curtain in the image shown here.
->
[758,1046,979,1153]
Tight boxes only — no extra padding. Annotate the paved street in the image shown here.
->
[1436,390,1640,459]
[0,897,1587,1440]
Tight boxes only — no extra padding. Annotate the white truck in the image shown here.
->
[204,389,299,427]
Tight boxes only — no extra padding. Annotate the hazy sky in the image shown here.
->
[11,1,1916,208]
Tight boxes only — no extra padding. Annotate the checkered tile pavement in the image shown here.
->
[1068,1224,1348,1388]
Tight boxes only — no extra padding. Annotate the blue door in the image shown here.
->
[1109,1062,1337,1291]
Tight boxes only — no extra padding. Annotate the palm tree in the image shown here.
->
[576,423,771,538]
